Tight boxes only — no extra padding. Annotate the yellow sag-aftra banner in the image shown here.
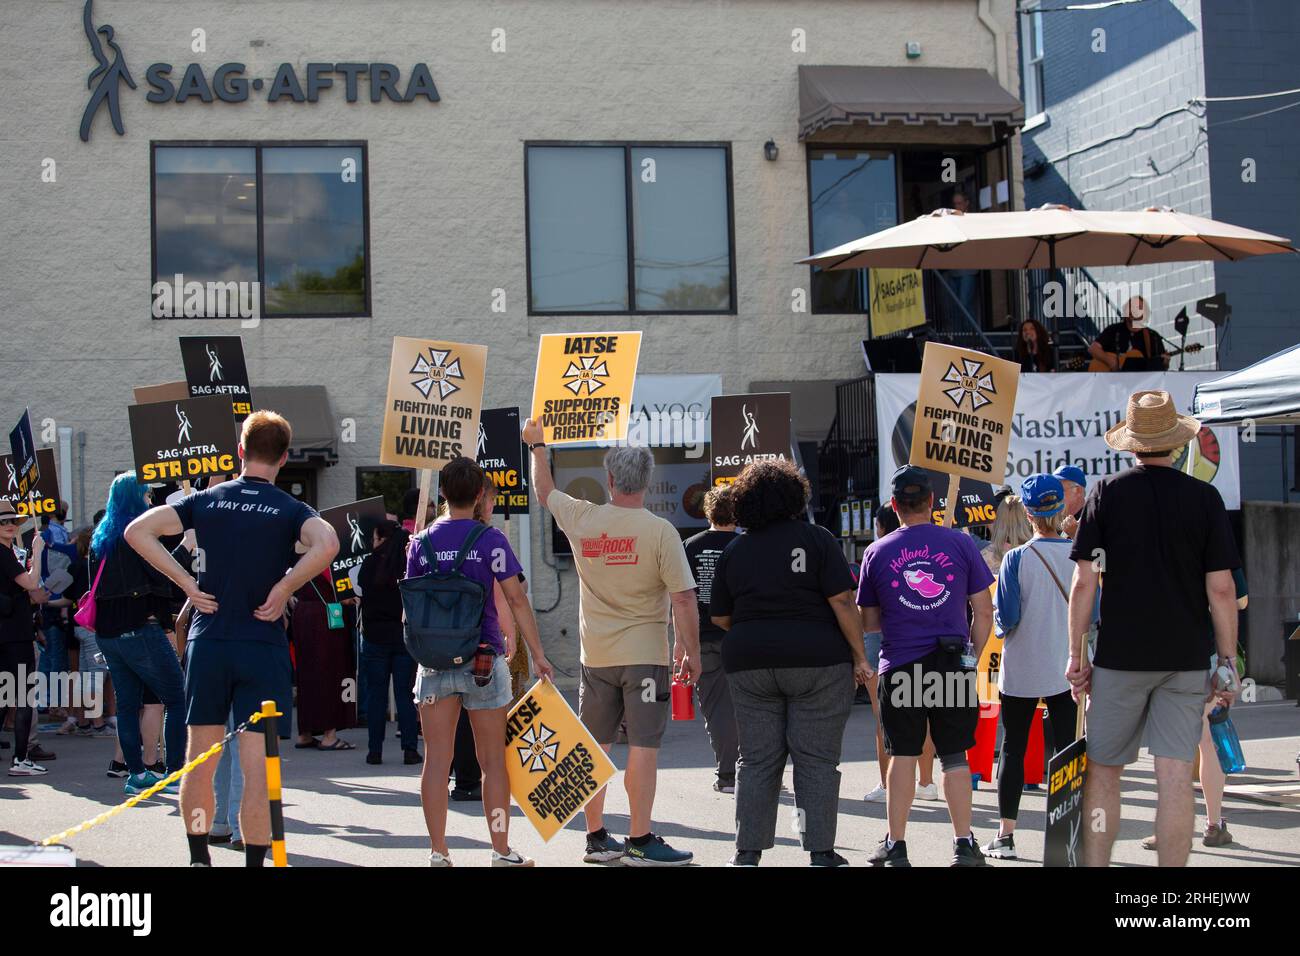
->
[530,332,641,445]
[506,680,617,841]
[869,268,926,337]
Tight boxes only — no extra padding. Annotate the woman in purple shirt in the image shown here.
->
[405,457,554,867]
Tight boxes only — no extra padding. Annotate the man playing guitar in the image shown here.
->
[1088,295,1169,372]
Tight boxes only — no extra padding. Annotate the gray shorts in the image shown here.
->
[413,655,512,711]
[1087,667,1206,765]
[579,664,671,749]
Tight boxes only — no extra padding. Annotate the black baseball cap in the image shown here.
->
[890,465,932,498]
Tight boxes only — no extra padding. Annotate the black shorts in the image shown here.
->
[877,646,979,757]
[184,639,292,729]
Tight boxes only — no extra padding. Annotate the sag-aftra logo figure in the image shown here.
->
[80,0,135,142]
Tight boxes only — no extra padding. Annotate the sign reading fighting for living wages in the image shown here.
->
[128,395,239,483]
[319,497,387,598]
[179,336,253,421]
[7,410,40,499]
[709,392,791,486]
[506,679,618,841]
[477,407,528,512]
[380,338,487,471]
[910,343,1019,485]
[869,268,926,337]
[1044,734,1088,867]
[0,449,59,517]
[531,333,641,446]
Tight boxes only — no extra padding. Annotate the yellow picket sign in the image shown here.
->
[530,332,641,445]
[506,680,617,842]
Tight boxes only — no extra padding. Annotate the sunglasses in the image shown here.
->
[0,518,22,526]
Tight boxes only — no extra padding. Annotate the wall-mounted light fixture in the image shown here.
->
[764,139,779,161]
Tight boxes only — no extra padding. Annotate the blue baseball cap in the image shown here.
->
[1021,474,1065,517]
[1052,465,1087,489]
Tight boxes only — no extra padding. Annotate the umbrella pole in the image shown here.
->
[1049,240,1061,371]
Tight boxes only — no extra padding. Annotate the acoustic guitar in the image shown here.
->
[1083,336,1203,372]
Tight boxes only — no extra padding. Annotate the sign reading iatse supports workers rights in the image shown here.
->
[0,448,59,517]
[506,679,618,842]
[128,394,239,483]
[531,332,641,445]
[7,410,40,499]
[380,337,487,470]
[477,407,528,513]
[180,335,254,422]
[910,343,1020,485]
[709,392,791,486]
[319,496,387,598]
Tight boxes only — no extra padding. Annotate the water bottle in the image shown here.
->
[960,640,977,670]
[670,677,695,721]
[1207,705,1246,774]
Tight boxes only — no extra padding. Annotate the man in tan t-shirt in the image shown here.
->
[523,419,701,867]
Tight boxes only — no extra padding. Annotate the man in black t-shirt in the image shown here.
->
[682,487,739,793]
[1089,295,1169,372]
[126,411,338,867]
[1066,390,1240,868]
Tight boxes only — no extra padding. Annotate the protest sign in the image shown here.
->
[869,268,926,337]
[379,337,487,471]
[319,497,387,598]
[709,392,791,486]
[1044,703,1088,868]
[179,335,254,421]
[0,448,59,518]
[127,395,239,483]
[530,332,641,445]
[7,410,40,500]
[477,407,529,514]
[133,381,191,406]
[506,679,618,842]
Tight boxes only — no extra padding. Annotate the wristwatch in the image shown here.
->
[528,441,546,451]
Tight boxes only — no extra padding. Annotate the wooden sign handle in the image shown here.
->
[941,473,961,528]
[181,480,193,496]
[413,468,433,534]
[1075,688,1087,740]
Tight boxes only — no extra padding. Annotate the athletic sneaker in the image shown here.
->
[728,850,761,867]
[106,760,130,778]
[366,752,382,765]
[863,784,887,803]
[713,779,735,794]
[810,850,849,867]
[124,772,164,796]
[583,831,626,863]
[428,850,454,867]
[148,760,166,775]
[983,834,1017,859]
[952,836,989,867]
[623,834,693,867]
[1203,822,1233,847]
[90,724,117,738]
[57,718,80,735]
[867,837,911,867]
[491,849,535,867]
[8,758,48,776]
[916,782,939,800]
[156,773,180,795]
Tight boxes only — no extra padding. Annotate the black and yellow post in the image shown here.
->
[260,699,288,867]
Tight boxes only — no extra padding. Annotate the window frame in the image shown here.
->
[523,140,737,317]
[1019,6,1046,121]
[804,143,987,316]
[149,139,372,320]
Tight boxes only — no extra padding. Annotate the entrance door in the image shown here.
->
[275,468,318,507]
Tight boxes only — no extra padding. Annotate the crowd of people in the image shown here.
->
[0,388,1248,866]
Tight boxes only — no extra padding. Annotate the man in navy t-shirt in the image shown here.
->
[126,411,338,867]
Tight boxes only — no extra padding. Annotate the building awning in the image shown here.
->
[253,386,338,466]
[798,65,1024,140]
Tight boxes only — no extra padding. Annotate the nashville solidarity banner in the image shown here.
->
[875,371,1241,521]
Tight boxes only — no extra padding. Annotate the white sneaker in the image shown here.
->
[428,850,454,867]
[491,849,535,867]
[8,758,48,776]
[864,784,887,803]
[56,719,80,736]
[916,783,940,800]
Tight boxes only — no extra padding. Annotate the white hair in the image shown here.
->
[604,446,654,495]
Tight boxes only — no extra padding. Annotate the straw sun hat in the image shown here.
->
[1104,389,1200,454]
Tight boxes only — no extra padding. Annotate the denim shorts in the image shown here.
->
[75,627,110,675]
[864,631,882,671]
[413,655,512,710]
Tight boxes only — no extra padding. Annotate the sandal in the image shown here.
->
[294,738,321,749]
[316,739,355,751]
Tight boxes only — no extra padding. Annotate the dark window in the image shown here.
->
[356,467,414,519]
[807,148,897,314]
[526,143,735,314]
[151,142,369,318]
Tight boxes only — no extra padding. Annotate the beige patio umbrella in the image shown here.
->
[800,204,1296,272]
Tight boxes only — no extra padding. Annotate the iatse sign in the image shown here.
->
[79,0,439,142]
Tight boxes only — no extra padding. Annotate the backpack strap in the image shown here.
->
[416,528,439,572]
[451,523,490,574]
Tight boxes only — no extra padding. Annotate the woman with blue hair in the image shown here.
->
[89,472,185,796]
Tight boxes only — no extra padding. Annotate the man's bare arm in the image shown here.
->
[1206,569,1239,705]
[968,588,993,659]
[125,505,217,612]
[1065,560,1099,697]
[521,419,556,504]
[670,588,701,684]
